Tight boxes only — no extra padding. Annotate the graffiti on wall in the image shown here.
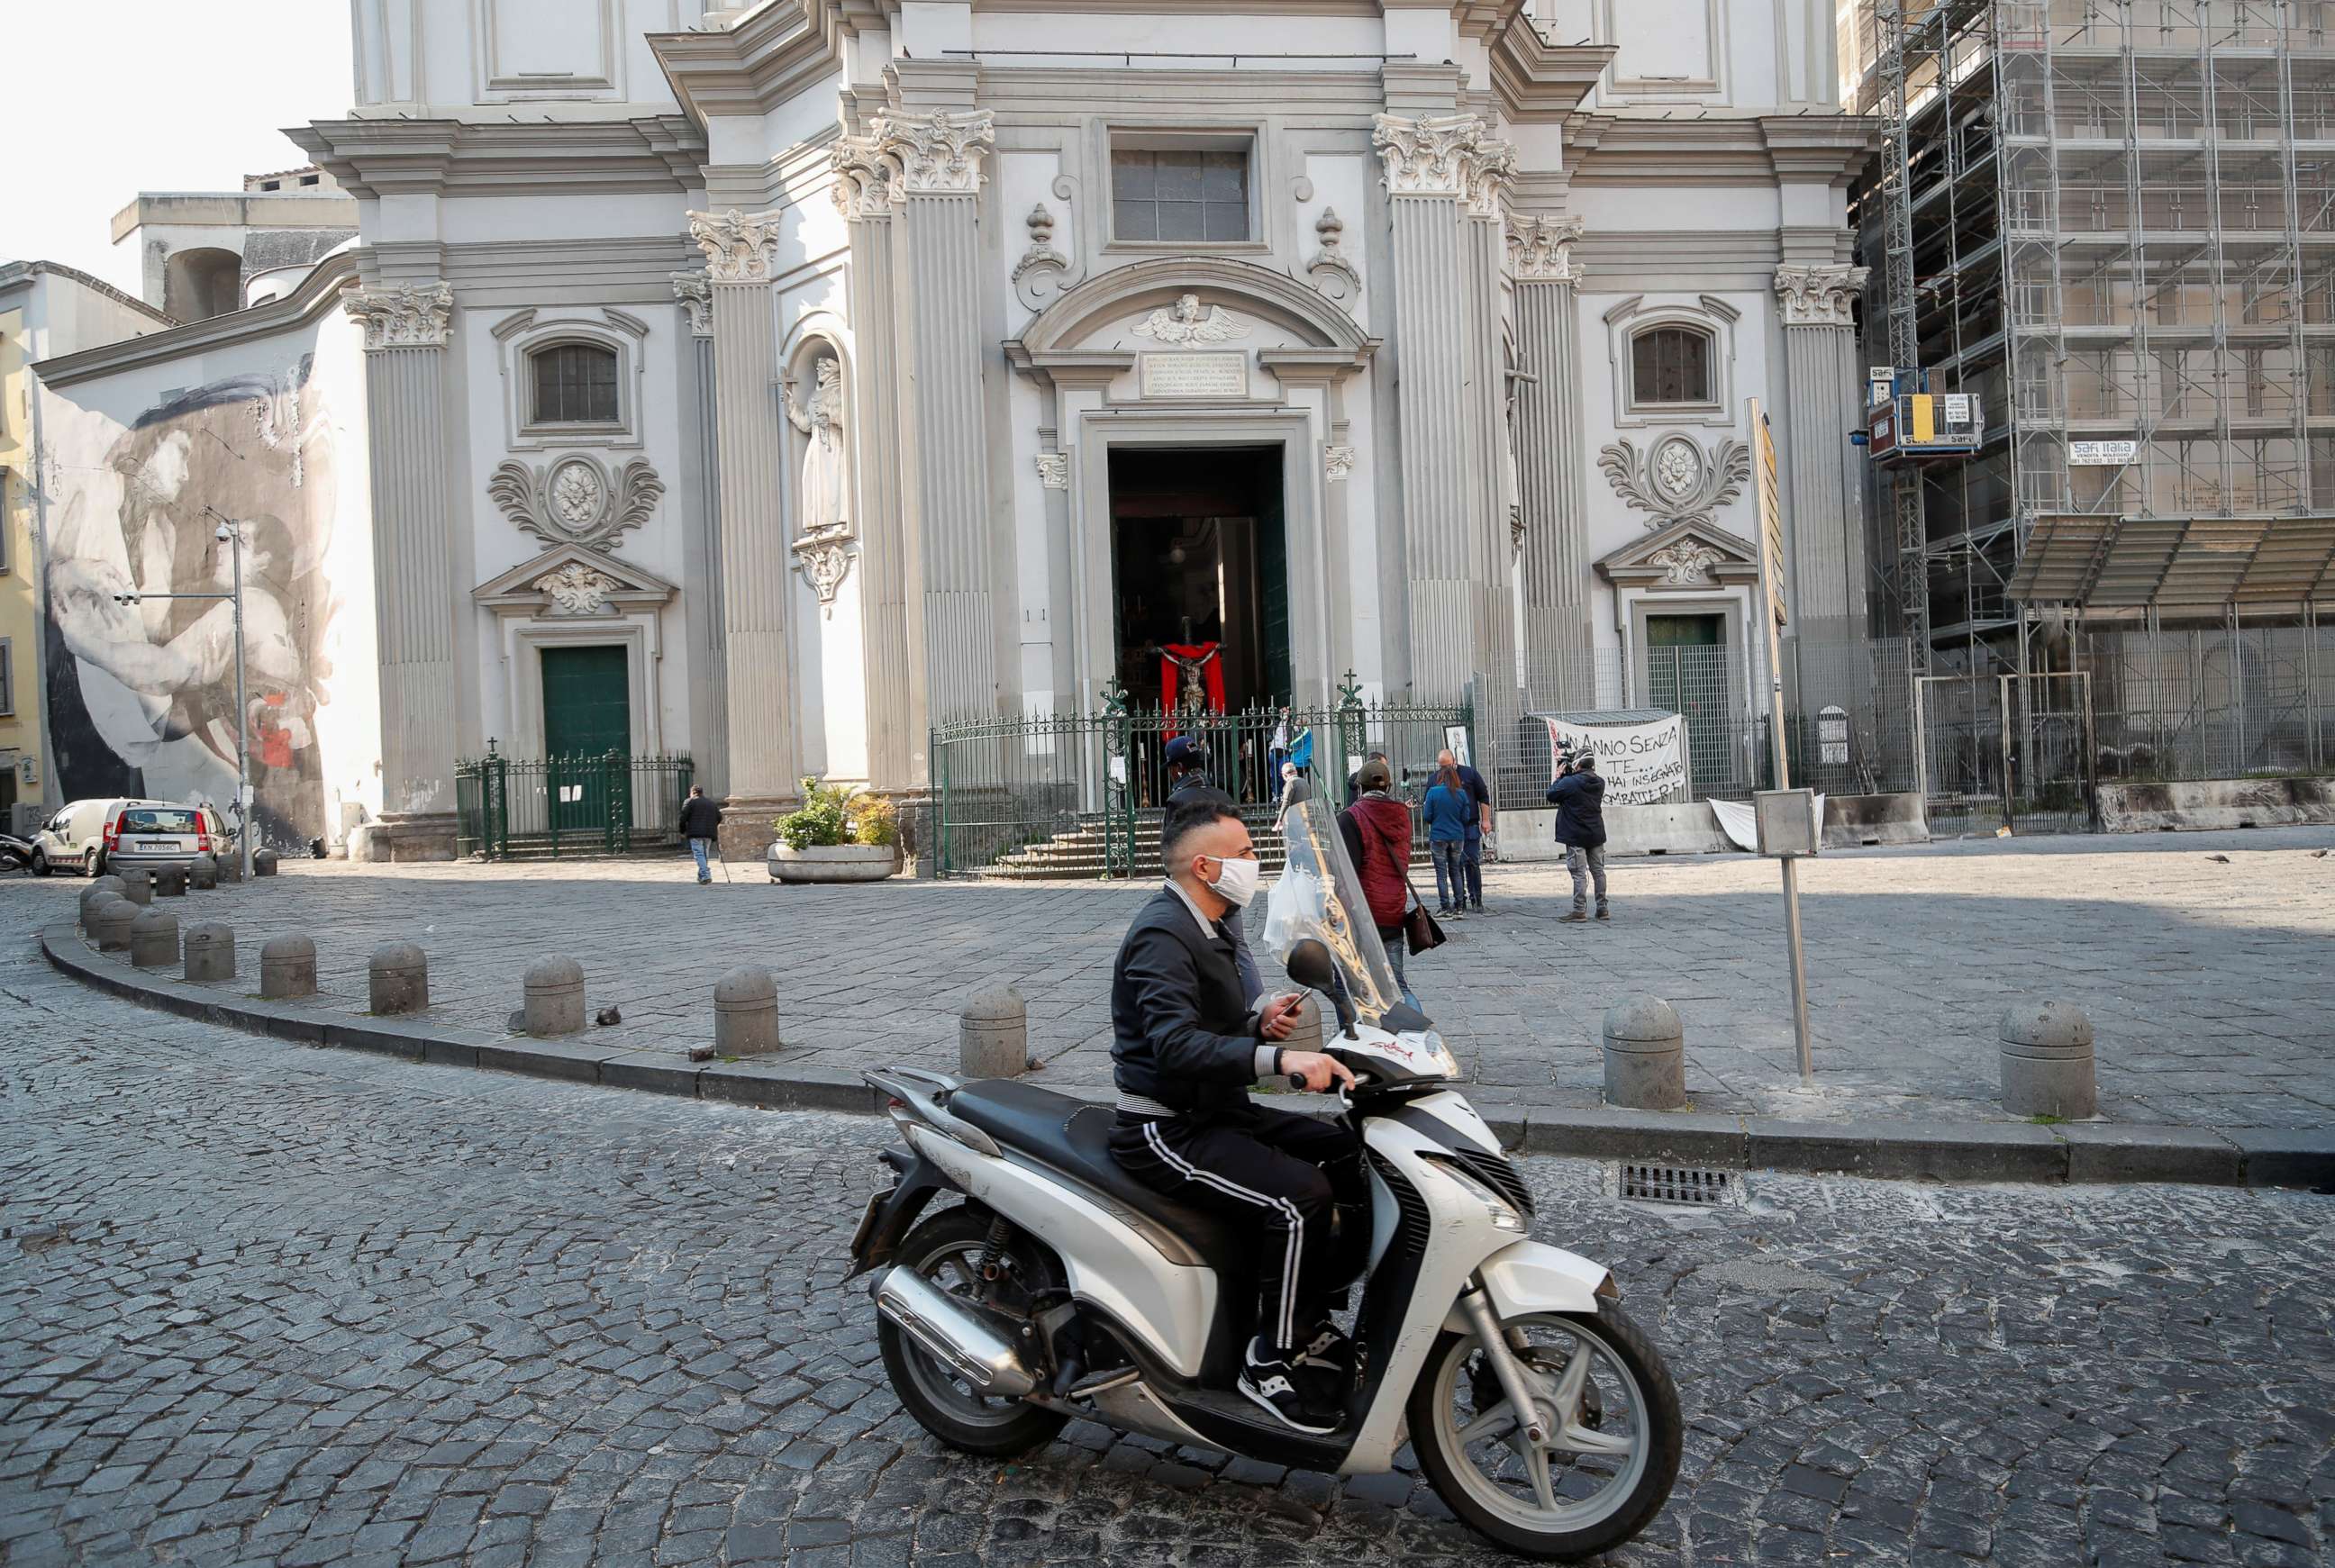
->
[44,358,337,848]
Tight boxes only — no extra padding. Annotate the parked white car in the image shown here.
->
[28,798,232,878]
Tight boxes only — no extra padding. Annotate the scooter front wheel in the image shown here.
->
[1408,1303,1681,1561]
[877,1205,1068,1458]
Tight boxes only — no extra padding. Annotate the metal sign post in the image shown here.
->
[1749,400,1815,1082]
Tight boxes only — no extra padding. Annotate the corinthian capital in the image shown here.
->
[671,270,713,336]
[1507,215,1585,284]
[830,133,895,219]
[688,208,786,283]
[1463,135,1517,219]
[869,109,995,195]
[1774,262,1869,328]
[341,281,454,349]
[1372,113,1491,198]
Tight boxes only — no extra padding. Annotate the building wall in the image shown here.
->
[32,263,383,850]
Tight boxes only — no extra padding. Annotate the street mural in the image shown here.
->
[43,358,337,847]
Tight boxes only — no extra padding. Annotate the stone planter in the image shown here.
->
[768,843,899,884]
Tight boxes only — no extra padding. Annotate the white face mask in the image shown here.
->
[1204,854,1261,908]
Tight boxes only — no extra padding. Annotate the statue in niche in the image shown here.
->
[784,357,848,538]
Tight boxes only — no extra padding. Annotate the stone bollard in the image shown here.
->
[522,956,586,1038]
[216,851,245,884]
[118,867,154,906]
[252,847,279,877]
[959,985,1030,1079]
[188,854,219,891]
[152,864,189,898]
[368,940,428,1015]
[713,965,781,1056]
[1999,1001,2096,1119]
[78,884,120,934]
[1603,996,1686,1111]
[260,936,318,1000]
[91,897,139,953]
[183,922,235,983]
[129,908,180,970]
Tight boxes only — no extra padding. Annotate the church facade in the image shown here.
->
[35,1,1873,859]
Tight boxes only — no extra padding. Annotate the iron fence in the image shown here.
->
[456,745,695,859]
[928,676,1469,877]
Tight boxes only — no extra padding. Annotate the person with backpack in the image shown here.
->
[1339,759,1422,1004]
[1545,750,1609,922]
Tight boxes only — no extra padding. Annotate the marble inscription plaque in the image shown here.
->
[1140,351,1248,399]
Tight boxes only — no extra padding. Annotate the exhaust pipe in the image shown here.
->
[875,1266,1036,1399]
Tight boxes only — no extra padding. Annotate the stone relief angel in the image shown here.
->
[785,357,849,538]
[1134,294,1249,347]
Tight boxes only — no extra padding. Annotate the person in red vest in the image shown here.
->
[1337,759,1421,1007]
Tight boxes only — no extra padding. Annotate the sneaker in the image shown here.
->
[1595,905,1611,920]
[1563,911,1588,923]
[1446,907,1466,921]
[1240,1340,1340,1435]
[1470,902,1487,915]
[1294,1321,1357,1400]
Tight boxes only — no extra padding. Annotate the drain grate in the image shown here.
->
[1614,1163,1737,1206]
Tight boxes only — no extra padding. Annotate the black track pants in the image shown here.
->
[1109,1106,1367,1355]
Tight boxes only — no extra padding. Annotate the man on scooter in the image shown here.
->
[1106,788,1367,1436]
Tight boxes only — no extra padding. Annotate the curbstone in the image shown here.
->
[1522,1107,1749,1168]
[188,854,218,891]
[129,908,181,970]
[522,956,586,1038]
[152,864,189,898]
[1603,996,1685,1111]
[182,922,235,983]
[368,940,428,1016]
[91,898,140,953]
[959,984,1028,1079]
[598,1052,702,1098]
[2227,1128,2335,1191]
[1999,1001,2097,1119]
[2058,1124,2242,1186]
[260,935,318,1000]
[713,965,781,1056]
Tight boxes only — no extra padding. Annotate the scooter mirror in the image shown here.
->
[1284,938,1337,993]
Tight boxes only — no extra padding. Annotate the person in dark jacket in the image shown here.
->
[679,786,722,884]
[1108,792,1364,1436]
[1545,752,1609,921]
[1339,759,1421,1004]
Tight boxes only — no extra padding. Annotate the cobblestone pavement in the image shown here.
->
[13,824,2334,1128]
[3,941,2332,1567]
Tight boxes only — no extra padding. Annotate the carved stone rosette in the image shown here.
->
[670,271,713,336]
[1773,263,1869,328]
[342,282,454,350]
[1508,215,1585,285]
[1598,434,1750,530]
[870,109,995,195]
[830,133,895,220]
[687,208,786,284]
[1373,113,1513,206]
[487,455,665,552]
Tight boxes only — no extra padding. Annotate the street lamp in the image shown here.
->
[110,505,253,880]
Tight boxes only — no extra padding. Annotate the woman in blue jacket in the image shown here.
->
[1422,764,1474,918]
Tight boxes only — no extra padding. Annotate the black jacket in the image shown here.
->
[1160,776,1264,1004]
[1546,769,1607,848]
[679,795,721,840]
[1111,887,1268,1116]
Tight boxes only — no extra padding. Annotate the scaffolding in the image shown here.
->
[1848,0,2335,676]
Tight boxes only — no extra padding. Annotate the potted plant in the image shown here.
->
[768,777,901,884]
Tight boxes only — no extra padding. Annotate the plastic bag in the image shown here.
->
[1259,858,1326,963]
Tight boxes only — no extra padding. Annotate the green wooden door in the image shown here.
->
[1644,614,1727,793]
[541,646,630,836]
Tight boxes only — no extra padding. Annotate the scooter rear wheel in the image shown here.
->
[1408,1302,1681,1561]
[877,1205,1069,1458]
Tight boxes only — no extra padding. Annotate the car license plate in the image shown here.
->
[140,840,178,851]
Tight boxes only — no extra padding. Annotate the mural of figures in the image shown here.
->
[44,358,337,849]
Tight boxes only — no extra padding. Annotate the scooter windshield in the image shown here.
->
[1259,793,1407,1028]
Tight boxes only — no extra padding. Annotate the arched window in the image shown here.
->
[532,342,620,425]
[1631,326,1713,407]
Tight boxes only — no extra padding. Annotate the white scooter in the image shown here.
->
[848,798,1679,1560]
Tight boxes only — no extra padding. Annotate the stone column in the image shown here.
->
[1460,140,1522,750]
[688,210,800,857]
[344,282,460,861]
[1773,262,1872,633]
[672,269,726,796]
[832,135,919,792]
[1374,113,1513,705]
[1510,216,1595,707]
[877,108,1000,726]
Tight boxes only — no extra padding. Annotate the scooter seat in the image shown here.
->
[946,1079,1253,1272]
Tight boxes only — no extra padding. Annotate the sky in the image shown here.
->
[0,1,356,295]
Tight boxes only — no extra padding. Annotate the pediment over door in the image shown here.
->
[1594,518,1761,592]
[474,543,677,621]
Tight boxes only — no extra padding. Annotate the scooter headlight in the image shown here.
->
[1422,1154,1528,1234]
[1399,1029,1461,1080]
